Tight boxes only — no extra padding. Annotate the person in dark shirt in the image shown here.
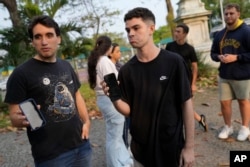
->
[166,23,208,132]
[211,3,250,141]
[4,15,92,166]
[102,7,195,167]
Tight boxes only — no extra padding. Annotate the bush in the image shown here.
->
[80,82,99,112]
[0,94,8,113]
[197,52,218,88]
[0,100,9,129]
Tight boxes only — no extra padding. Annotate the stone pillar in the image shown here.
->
[175,0,219,67]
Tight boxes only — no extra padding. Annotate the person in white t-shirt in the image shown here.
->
[87,36,133,167]
[108,43,130,148]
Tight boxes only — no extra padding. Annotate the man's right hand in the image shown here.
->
[9,104,30,128]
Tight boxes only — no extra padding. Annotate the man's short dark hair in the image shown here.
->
[28,15,61,40]
[177,23,189,34]
[224,3,240,12]
[124,7,155,24]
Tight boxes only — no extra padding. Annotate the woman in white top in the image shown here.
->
[109,43,130,149]
[87,36,133,167]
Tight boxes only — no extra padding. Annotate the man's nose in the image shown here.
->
[41,37,48,45]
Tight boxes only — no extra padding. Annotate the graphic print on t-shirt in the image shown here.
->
[41,73,76,122]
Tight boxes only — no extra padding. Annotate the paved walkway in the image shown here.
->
[0,87,249,167]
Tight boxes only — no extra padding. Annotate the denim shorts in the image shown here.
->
[218,77,250,100]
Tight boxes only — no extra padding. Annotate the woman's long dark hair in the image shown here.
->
[87,36,112,89]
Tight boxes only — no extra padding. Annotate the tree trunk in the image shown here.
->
[165,0,175,38]
[0,0,21,27]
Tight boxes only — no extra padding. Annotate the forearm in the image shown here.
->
[182,98,195,148]
[100,79,131,116]
[113,99,130,117]
[191,63,198,87]
[211,52,221,62]
[237,53,250,62]
[211,40,221,62]
[75,91,90,127]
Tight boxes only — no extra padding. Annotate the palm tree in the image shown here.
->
[0,0,91,67]
[165,0,176,38]
[0,0,21,27]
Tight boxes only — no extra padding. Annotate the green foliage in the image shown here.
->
[59,23,94,59]
[0,95,8,111]
[196,52,218,88]
[60,36,93,59]
[0,97,9,128]
[79,83,98,112]
[225,0,250,19]
[0,0,95,67]
[0,25,33,67]
[103,32,128,46]
[19,1,43,23]
[201,0,250,27]
[44,0,68,17]
[0,0,122,68]
[154,25,172,44]
[0,112,10,128]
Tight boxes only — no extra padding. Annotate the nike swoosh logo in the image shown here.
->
[160,76,167,81]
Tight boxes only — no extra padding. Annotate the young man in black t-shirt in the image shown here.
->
[102,8,195,167]
[5,15,92,166]
[166,23,208,132]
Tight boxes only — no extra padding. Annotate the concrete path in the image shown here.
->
[0,87,249,167]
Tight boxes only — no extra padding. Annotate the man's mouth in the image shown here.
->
[42,48,50,52]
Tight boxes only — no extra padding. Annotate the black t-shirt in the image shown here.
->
[118,49,191,166]
[5,58,85,163]
[166,41,197,83]
[165,41,197,70]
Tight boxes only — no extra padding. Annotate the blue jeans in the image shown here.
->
[97,95,133,167]
[35,140,92,167]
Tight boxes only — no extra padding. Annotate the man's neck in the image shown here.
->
[176,39,185,45]
[136,44,160,62]
[34,54,57,63]
[227,23,237,30]
[226,19,242,31]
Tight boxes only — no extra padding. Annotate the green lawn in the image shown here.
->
[80,82,98,112]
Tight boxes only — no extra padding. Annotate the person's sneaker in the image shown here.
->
[199,114,208,132]
[218,125,233,139]
[237,126,250,141]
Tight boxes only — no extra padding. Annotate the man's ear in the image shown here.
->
[57,36,61,45]
[149,24,155,36]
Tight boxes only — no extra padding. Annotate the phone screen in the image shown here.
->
[104,73,121,102]
[19,99,45,130]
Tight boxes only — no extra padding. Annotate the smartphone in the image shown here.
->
[19,98,46,131]
[104,73,121,102]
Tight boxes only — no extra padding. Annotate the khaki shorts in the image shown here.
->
[218,77,250,100]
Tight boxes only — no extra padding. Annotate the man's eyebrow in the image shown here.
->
[33,33,41,37]
[34,32,54,36]
[46,32,55,35]
[128,24,140,29]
